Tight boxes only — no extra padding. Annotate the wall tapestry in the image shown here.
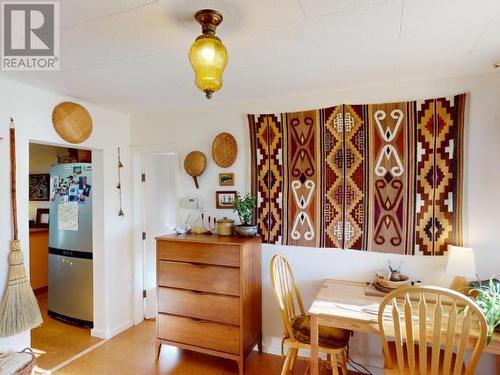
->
[248,94,465,255]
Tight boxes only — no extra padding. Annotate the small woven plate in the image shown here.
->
[212,132,237,168]
[373,282,394,294]
[52,102,92,144]
[184,151,206,189]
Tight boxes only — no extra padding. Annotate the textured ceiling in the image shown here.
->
[2,0,500,114]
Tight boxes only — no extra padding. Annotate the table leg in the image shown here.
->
[310,314,319,375]
[496,354,500,375]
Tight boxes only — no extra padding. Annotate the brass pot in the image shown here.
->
[216,217,234,236]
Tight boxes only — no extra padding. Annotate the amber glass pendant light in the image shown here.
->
[188,9,228,99]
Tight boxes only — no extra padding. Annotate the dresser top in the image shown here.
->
[156,233,262,245]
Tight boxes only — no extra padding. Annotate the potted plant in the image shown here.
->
[470,278,500,344]
[233,193,257,237]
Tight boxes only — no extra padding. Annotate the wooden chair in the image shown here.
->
[378,285,488,375]
[270,254,351,375]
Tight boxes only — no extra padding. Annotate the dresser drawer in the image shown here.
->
[158,313,239,354]
[158,261,240,296]
[157,241,239,267]
[158,287,240,325]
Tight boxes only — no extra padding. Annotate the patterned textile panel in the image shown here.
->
[343,105,367,250]
[283,110,321,247]
[415,95,465,255]
[365,102,416,255]
[248,114,284,244]
[321,106,344,248]
[248,94,465,256]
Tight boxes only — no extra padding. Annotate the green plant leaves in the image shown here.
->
[470,278,500,344]
[234,193,256,225]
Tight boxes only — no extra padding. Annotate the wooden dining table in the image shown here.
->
[308,279,500,375]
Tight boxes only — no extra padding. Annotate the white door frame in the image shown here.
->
[130,143,179,325]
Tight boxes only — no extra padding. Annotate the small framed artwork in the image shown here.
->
[216,190,237,209]
[36,208,50,228]
[219,173,235,186]
[29,174,50,201]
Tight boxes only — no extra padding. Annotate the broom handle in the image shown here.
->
[10,118,18,241]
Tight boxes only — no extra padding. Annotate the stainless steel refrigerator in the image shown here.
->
[48,163,93,328]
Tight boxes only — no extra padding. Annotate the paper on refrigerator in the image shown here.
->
[58,203,79,231]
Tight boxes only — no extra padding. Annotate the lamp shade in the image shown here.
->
[189,35,227,99]
[446,245,476,279]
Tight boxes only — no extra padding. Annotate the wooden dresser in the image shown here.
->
[155,234,262,375]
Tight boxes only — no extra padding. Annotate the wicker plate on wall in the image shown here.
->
[52,102,93,144]
[212,132,237,168]
[184,151,206,189]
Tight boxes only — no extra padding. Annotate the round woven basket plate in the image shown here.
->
[184,151,206,189]
[212,132,237,168]
[184,151,206,176]
[52,102,92,144]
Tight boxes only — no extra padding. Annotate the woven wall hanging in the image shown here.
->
[248,94,465,256]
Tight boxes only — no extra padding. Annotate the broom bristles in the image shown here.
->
[0,240,42,337]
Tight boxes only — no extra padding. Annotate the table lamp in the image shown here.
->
[446,245,477,294]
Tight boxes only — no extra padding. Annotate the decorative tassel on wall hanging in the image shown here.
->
[117,147,124,216]
[0,118,43,337]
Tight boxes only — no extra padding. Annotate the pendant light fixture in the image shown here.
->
[188,9,228,99]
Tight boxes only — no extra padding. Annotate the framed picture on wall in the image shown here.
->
[216,191,237,209]
[29,174,50,201]
[36,208,50,228]
[219,173,235,186]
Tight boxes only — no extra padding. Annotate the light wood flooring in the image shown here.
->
[54,320,361,374]
[31,292,102,374]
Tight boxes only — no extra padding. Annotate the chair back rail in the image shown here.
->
[378,285,487,375]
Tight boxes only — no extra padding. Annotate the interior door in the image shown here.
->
[142,153,177,318]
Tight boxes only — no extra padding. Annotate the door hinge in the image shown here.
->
[143,290,147,298]
[141,173,146,182]
[142,232,146,240]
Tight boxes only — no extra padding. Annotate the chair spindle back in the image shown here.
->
[378,285,487,375]
[270,254,305,340]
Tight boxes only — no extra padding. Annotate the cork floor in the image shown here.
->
[31,292,102,374]
[53,320,360,374]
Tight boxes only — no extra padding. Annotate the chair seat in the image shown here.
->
[291,314,351,349]
[384,342,465,375]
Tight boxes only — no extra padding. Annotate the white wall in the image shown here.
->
[131,71,500,374]
[0,77,133,350]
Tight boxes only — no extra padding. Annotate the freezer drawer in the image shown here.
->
[48,252,93,327]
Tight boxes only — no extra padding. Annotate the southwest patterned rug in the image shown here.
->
[248,94,465,255]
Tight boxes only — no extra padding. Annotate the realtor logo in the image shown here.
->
[2,1,60,70]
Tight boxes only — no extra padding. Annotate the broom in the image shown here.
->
[0,118,42,337]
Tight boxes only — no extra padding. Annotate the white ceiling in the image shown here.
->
[2,0,500,114]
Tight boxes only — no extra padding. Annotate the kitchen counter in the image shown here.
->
[30,227,49,233]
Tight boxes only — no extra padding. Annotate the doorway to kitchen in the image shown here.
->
[28,142,101,374]
[131,145,178,324]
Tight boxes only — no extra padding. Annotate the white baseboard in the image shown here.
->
[91,319,133,339]
[90,328,107,339]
